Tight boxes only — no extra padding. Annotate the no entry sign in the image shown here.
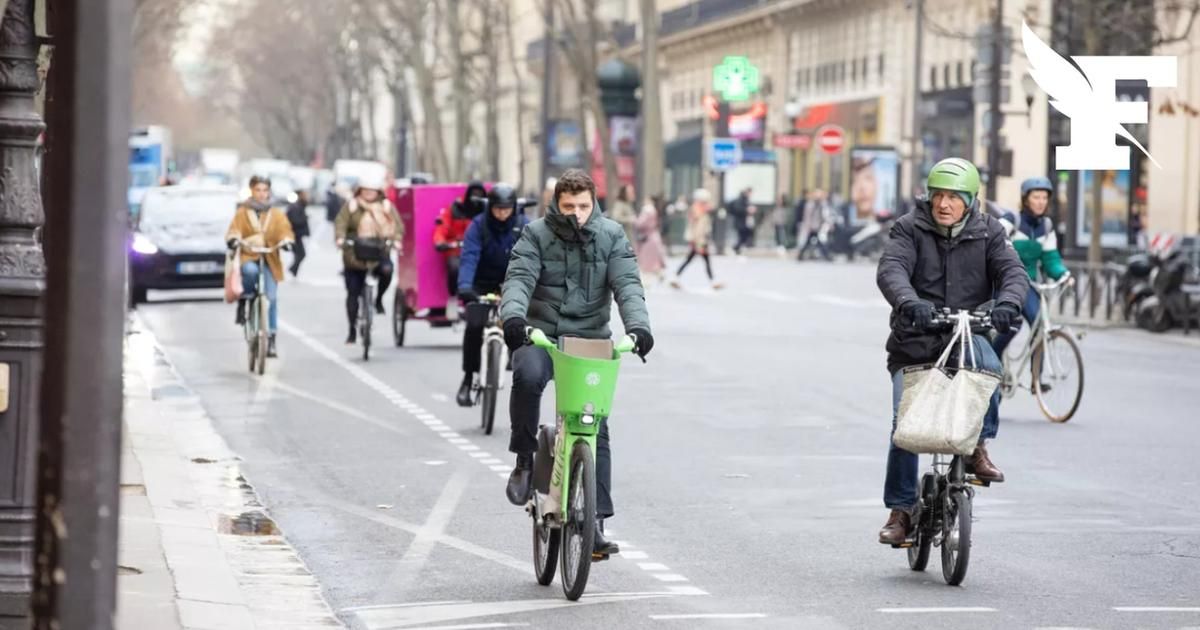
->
[817,125,845,154]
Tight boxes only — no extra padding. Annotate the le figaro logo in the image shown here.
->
[1022,21,1176,171]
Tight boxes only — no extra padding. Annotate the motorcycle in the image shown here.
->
[1135,234,1200,333]
[1116,252,1155,322]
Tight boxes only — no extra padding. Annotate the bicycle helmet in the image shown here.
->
[1020,176,1054,198]
[925,158,980,206]
[488,182,517,209]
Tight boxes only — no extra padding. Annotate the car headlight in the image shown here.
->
[131,233,159,255]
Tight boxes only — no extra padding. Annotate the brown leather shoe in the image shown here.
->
[968,442,1005,483]
[878,509,912,545]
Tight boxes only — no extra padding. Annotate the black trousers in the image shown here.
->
[797,233,832,261]
[289,237,307,274]
[445,256,461,296]
[676,247,713,280]
[343,261,393,328]
[733,224,754,253]
[509,345,614,518]
[460,285,500,373]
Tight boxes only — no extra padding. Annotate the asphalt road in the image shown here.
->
[137,222,1200,630]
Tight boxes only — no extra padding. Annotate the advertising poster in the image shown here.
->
[849,147,900,223]
[547,120,583,167]
[1077,170,1130,248]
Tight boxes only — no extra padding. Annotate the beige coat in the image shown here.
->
[225,204,295,282]
[334,197,404,270]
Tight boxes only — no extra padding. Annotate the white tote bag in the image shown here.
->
[893,312,1001,455]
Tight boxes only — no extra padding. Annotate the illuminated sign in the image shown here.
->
[713,56,761,102]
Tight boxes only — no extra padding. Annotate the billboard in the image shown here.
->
[849,146,900,223]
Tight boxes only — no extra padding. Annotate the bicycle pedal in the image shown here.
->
[890,542,913,549]
[967,477,991,487]
[591,552,611,562]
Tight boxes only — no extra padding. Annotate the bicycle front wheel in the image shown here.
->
[560,441,596,601]
[481,340,502,435]
[255,297,268,375]
[361,285,373,361]
[940,490,971,586]
[1032,329,1084,423]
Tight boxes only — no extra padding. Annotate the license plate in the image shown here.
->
[177,261,221,275]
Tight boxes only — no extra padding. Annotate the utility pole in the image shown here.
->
[911,0,924,194]
[639,0,663,200]
[986,0,1003,201]
[0,0,46,624]
[34,0,132,626]
[539,1,555,196]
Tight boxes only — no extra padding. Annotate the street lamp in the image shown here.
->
[1022,72,1038,112]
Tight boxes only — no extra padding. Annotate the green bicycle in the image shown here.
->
[525,328,636,601]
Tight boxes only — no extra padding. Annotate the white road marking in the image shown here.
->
[448,438,470,444]
[638,562,670,571]
[666,586,708,596]
[348,594,672,628]
[374,470,471,602]
[489,465,511,472]
[458,444,480,451]
[649,613,767,620]
[271,380,405,435]
[622,551,649,560]
[1114,607,1200,612]
[403,624,529,630]
[481,458,503,465]
[651,574,689,583]
[468,452,489,459]
[430,393,450,403]
[442,432,463,439]
[496,472,509,479]
[424,460,447,466]
[878,607,997,613]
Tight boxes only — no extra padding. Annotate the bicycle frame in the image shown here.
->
[529,329,635,526]
[477,296,508,392]
[1000,278,1070,398]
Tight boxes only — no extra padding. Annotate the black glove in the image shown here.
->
[226,238,239,251]
[900,299,936,331]
[990,302,1021,334]
[435,242,453,252]
[629,328,654,359]
[457,287,479,303]
[503,318,527,352]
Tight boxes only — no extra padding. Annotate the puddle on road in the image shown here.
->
[217,510,281,536]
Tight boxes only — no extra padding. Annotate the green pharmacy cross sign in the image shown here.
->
[713,56,761,102]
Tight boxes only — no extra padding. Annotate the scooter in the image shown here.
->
[1117,252,1156,322]
[1135,237,1200,333]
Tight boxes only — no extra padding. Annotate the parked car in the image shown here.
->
[129,185,238,305]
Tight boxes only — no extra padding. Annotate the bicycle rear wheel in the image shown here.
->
[481,340,501,435]
[940,490,971,586]
[255,297,268,375]
[560,441,595,601]
[532,509,560,586]
[1032,329,1084,423]
[361,285,373,361]
[393,291,407,347]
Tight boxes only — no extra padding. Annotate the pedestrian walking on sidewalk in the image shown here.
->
[609,184,638,245]
[286,190,311,276]
[797,189,833,261]
[635,195,668,284]
[772,193,791,255]
[727,187,755,256]
[671,189,722,290]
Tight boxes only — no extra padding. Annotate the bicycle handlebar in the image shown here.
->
[1034,274,1074,293]
[237,240,291,255]
[928,308,993,330]
[527,327,637,357]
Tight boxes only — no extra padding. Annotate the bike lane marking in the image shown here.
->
[648,613,768,620]
[877,607,997,613]
[281,320,712,598]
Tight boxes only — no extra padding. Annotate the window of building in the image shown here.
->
[944,64,951,88]
[957,61,964,86]
[878,54,885,78]
[930,66,937,90]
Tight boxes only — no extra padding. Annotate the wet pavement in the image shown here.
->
[128,227,1200,630]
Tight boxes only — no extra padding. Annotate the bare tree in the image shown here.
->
[502,0,530,189]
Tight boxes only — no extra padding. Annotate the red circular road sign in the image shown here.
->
[817,125,845,154]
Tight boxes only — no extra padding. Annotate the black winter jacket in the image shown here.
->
[876,199,1028,373]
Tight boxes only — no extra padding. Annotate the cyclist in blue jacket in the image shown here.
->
[456,183,529,406]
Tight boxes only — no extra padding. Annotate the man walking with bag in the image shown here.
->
[875,158,1028,545]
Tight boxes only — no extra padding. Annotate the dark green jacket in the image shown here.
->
[501,200,651,340]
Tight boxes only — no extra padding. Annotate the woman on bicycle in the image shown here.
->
[454,183,529,406]
[226,175,295,358]
[334,171,404,345]
[992,177,1071,356]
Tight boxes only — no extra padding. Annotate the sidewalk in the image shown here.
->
[117,316,342,629]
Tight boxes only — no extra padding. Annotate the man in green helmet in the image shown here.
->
[875,158,1029,546]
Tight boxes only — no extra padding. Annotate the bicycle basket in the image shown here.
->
[353,237,387,262]
[550,337,621,418]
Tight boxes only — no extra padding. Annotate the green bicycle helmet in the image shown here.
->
[926,158,981,206]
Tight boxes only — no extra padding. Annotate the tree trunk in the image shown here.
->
[483,1,500,180]
[502,0,528,190]
[639,0,663,199]
[447,0,468,180]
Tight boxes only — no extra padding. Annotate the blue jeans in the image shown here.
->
[992,286,1041,355]
[884,335,1002,511]
[241,261,278,333]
